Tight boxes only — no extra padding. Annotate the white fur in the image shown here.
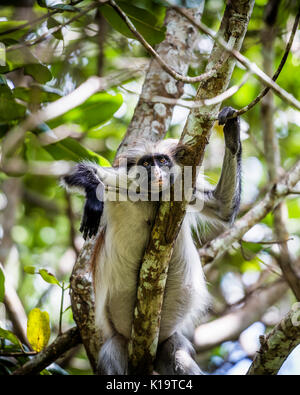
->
[93,139,218,344]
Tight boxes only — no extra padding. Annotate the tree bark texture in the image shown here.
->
[128,0,255,375]
[69,6,207,372]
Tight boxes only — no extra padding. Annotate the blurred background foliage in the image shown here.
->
[0,0,299,375]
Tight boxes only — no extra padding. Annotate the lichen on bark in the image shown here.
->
[128,0,255,375]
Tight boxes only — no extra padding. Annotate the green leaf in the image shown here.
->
[38,269,60,286]
[43,137,111,166]
[24,266,36,275]
[47,17,64,40]
[49,92,123,130]
[100,2,166,46]
[0,20,30,41]
[24,64,52,84]
[0,85,26,122]
[0,267,5,303]
[14,86,61,103]
[0,328,22,348]
[0,47,52,85]
[240,240,263,261]
[27,308,50,352]
[49,4,79,12]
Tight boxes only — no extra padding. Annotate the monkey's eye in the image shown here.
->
[160,158,167,164]
[143,161,149,167]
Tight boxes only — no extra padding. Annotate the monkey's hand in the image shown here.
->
[218,106,241,155]
[80,185,104,240]
[62,162,104,239]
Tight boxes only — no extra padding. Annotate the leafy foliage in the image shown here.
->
[0,0,299,376]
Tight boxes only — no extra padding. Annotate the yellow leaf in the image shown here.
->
[27,308,50,352]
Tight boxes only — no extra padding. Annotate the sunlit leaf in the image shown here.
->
[24,266,36,275]
[38,269,60,286]
[44,137,111,166]
[0,327,22,348]
[0,20,29,41]
[48,93,123,130]
[27,308,50,352]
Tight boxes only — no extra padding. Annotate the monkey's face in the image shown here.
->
[128,153,178,196]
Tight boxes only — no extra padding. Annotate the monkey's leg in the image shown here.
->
[98,334,128,375]
[154,332,203,375]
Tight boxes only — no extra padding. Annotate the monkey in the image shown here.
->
[62,106,242,375]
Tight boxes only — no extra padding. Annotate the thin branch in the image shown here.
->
[260,0,300,302]
[2,66,144,159]
[12,327,81,375]
[247,307,300,375]
[149,72,250,109]
[236,6,300,117]
[241,237,293,245]
[194,279,287,352]
[0,0,86,38]
[6,2,98,53]
[200,159,300,265]
[69,7,207,370]
[127,0,255,375]
[171,4,300,112]
[108,0,222,84]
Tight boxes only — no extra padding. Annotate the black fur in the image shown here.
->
[218,106,241,156]
[63,163,103,239]
[217,106,242,222]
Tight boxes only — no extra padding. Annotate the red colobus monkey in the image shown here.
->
[63,107,242,374]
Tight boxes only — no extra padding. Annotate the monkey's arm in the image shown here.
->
[193,107,242,226]
[62,162,105,239]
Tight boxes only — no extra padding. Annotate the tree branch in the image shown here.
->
[128,0,255,375]
[194,280,287,352]
[108,0,221,84]
[237,6,300,117]
[172,4,300,112]
[69,7,206,371]
[12,327,81,375]
[247,307,300,375]
[200,159,300,265]
[260,0,300,301]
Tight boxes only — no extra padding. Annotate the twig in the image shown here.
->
[12,327,81,375]
[108,0,221,84]
[194,279,287,352]
[0,0,86,38]
[236,6,300,117]
[241,237,293,245]
[0,351,37,357]
[6,3,98,53]
[260,1,300,302]
[149,72,250,110]
[171,4,300,112]
[247,307,300,375]
[200,159,300,265]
